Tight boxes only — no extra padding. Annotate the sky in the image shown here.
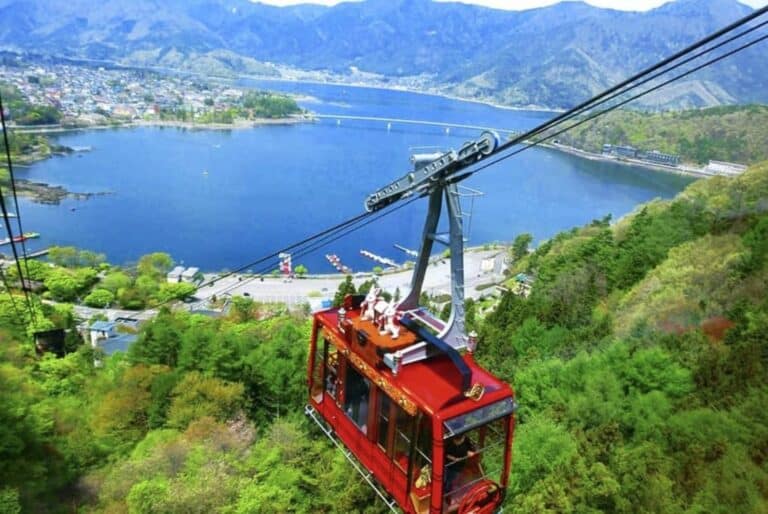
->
[251,0,766,10]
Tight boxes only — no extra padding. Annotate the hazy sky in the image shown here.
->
[252,0,766,9]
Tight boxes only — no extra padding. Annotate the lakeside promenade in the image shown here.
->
[192,248,506,308]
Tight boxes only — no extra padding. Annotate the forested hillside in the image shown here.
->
[1,162,767,512]
[554,104,768,165]
[476,160,768,512]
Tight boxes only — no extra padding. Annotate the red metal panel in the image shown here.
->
[430,417,447,514]
[311,390,413,512]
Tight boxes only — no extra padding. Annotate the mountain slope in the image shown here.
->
[0,0,765,109]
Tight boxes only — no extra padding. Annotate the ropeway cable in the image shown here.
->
[0,92,35,295]
[0,92,35,322]
[491,5,768,157]
[198,197,420,304]
[468,29,768,177]
[499,15,768,155]
[0,266,26,325]
[136,6,768,317]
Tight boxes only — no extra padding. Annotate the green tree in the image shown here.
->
[137,253,174,280]
[512,233,534,262]
[83,288,115,308]
[332,275,356,308]
[167,372,245,429]
[47,246,79,267]
[153,283,196,304]
[100,270,133,294]
[44,268,81,301]
[294,264,308,277]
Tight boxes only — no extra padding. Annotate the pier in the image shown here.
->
[24,248,50,259]
[314,114,520,136]
[325,254,352,274]
[0,232,40,246]
[360,249,398,268]
[394,244,418,258]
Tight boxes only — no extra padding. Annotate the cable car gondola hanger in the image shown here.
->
[306,130,517,514]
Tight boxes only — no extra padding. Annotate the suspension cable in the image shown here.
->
[96,6,768,319]
[492,5,768,156]
[469,30,768,177]
[200,197,419,304]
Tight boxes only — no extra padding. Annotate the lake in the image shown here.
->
[14,81,693,272]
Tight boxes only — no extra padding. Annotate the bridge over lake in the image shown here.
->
[312,114,521,136]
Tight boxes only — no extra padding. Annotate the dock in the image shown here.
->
[394,244,419,258]
[0,232,40,246]
[360,249,398,268]
[325,254,352,274]
[24,248,50,259]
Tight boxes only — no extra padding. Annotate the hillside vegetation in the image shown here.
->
[0,163,767,512]
[554,104,768,165]
[479,160,768,512]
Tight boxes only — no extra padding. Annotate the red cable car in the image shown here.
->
[305,132,517,513]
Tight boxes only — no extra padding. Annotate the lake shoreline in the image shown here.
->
[11,114,311,135]
[243,74,563,114]
[542,142,713,178]
[15,178,113,205]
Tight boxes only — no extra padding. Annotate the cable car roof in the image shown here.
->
[317,309,513,420]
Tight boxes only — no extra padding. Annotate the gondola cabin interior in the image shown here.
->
[306,295,516,514]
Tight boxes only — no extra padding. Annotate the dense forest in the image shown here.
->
[1,161,767,513]
[553,104,768,165]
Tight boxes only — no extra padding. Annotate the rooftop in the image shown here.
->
[318,308,513,419]
[89,321,115,332]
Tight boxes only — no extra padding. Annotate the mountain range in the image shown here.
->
[0,0,765,109]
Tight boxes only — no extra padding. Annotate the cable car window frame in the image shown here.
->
[310,329,327,402]
[343,362,371,433]
[325,339,340,402]
[393,403,414,473]
[443,397,516,438]
[376,391,392,452]
[374,390,416,474]
[443,417,508,509]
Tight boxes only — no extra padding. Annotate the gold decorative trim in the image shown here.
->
[347,350,417,415]
[464,383,485,401]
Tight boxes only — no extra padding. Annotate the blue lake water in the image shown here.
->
[14,81,694,272]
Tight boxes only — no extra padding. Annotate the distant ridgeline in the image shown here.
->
[0,0,766,109]
[552,105,768,165]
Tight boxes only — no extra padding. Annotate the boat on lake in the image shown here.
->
[0,232,41,246]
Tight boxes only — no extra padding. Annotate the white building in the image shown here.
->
[167,266,185,283]
[181,267,201,283]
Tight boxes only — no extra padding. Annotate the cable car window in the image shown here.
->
[376,392,392,451]
[344,364,371,433]
[310,330,327,402]
[393,405,414,472]
[443,417,507,511]
[443,397,516,437]
[413,418,432,473]
[325,342,339,401]
[410,417,433,511]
